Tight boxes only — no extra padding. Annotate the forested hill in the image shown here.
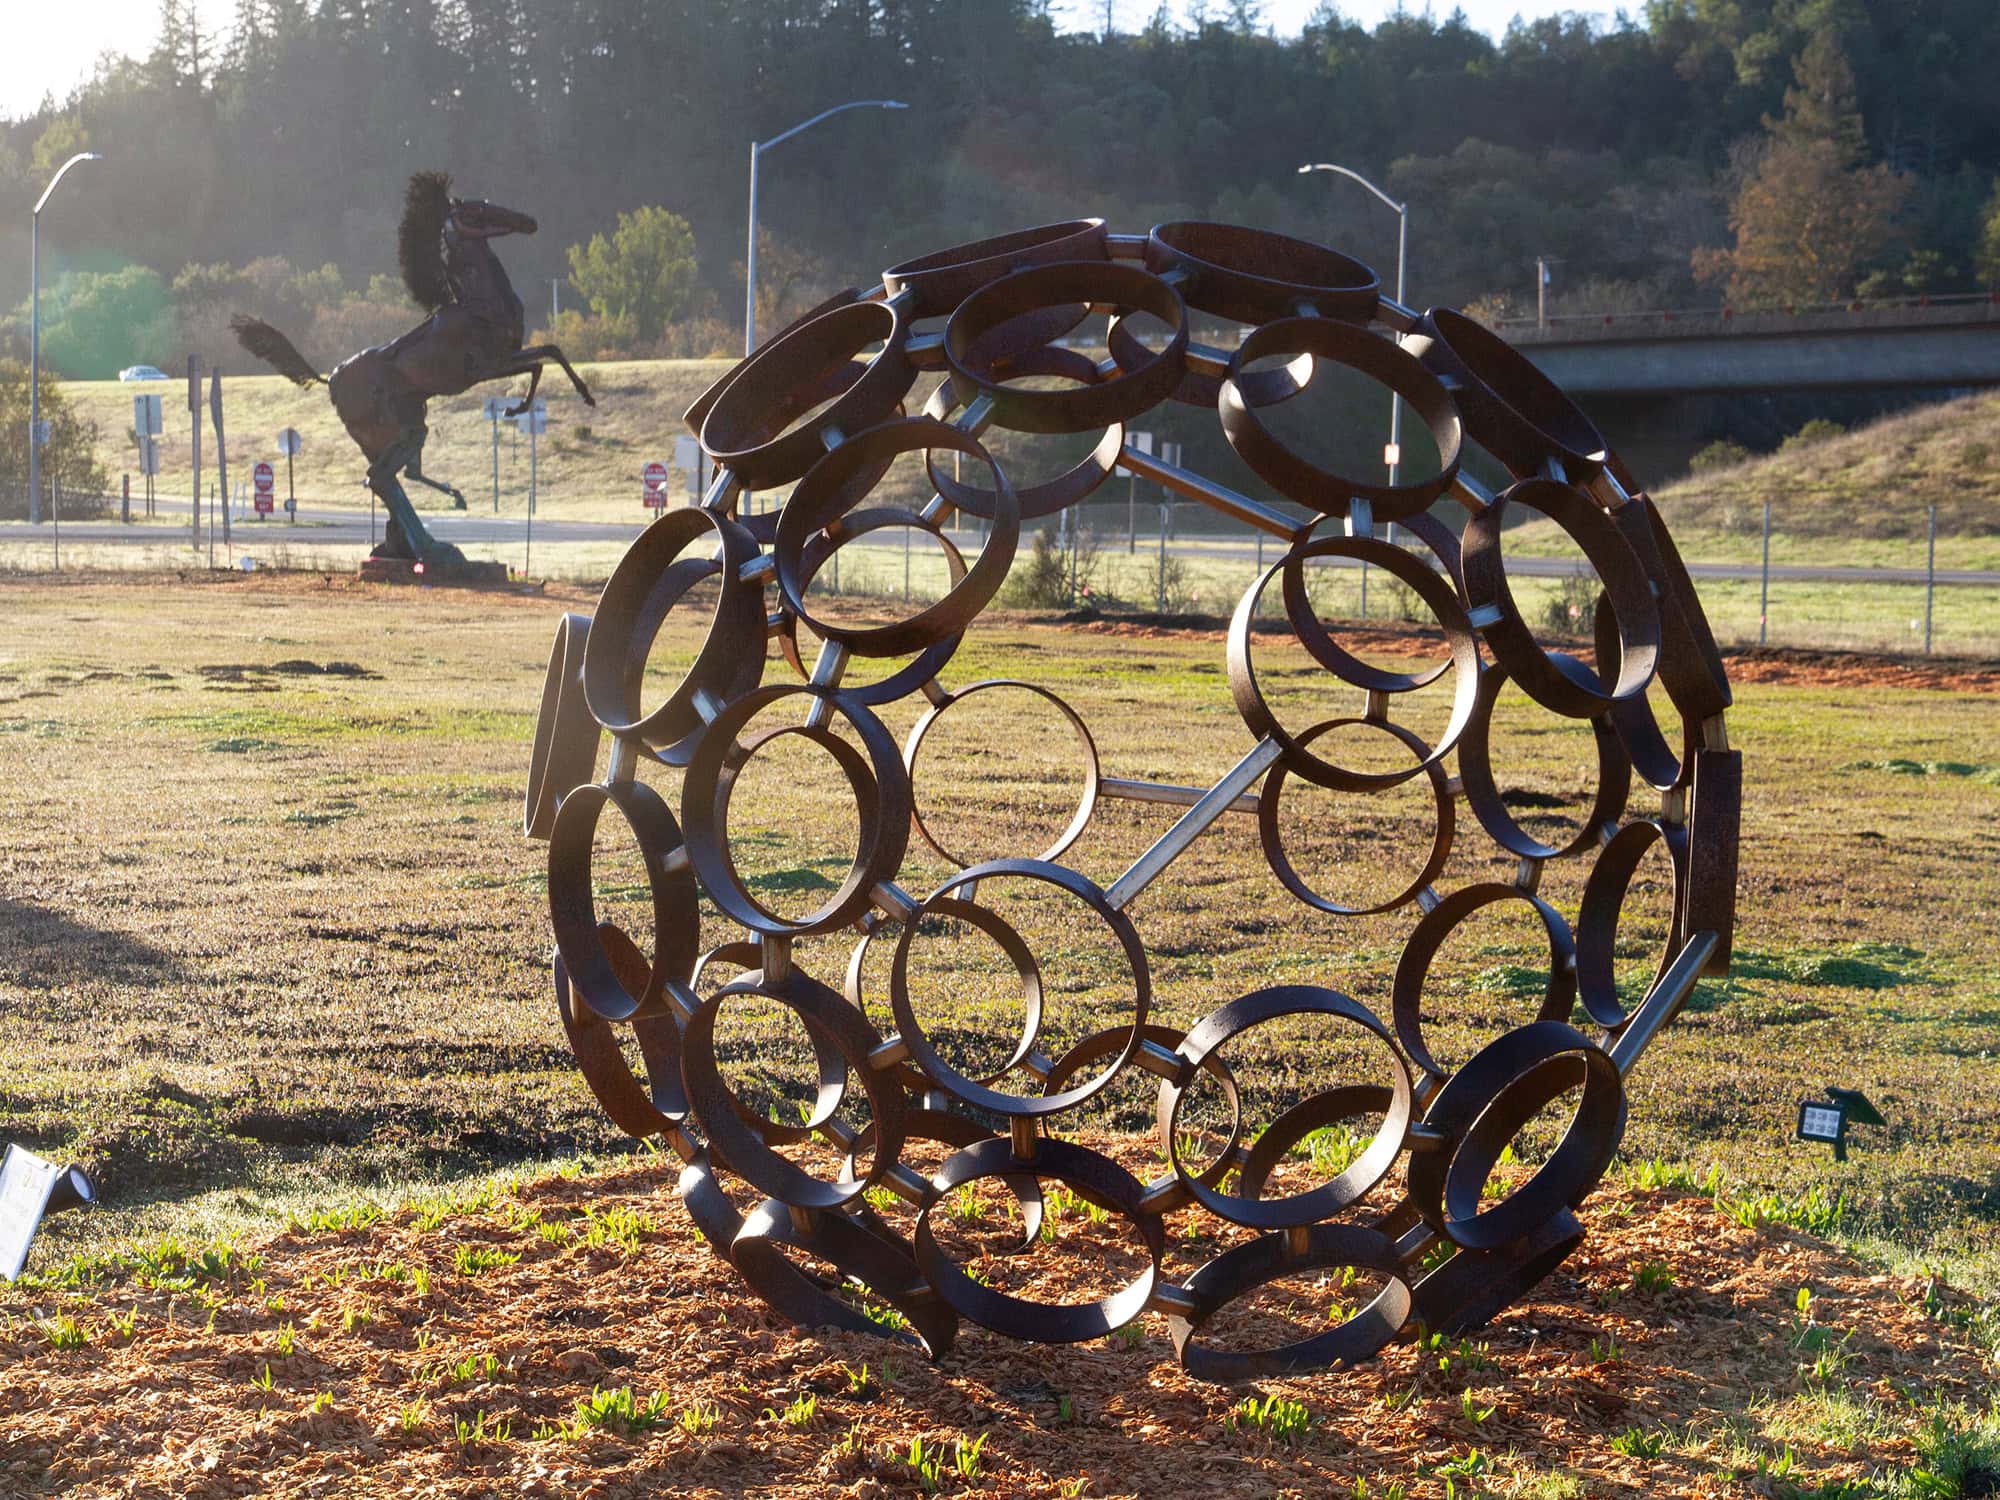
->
[3,0,1999,379]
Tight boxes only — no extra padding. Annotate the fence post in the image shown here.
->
[1759,501,1771,648]
[1128,471,1136,553]
[1157,501,1168,613]
[50,477,59,572]
[1925,503,1936,656]
[904,522,912,605]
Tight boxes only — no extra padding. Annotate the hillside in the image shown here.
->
[1651,390,2000,555]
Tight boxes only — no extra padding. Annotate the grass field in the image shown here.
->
[2,572,1998,1295]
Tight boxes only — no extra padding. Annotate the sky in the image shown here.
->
[6,0,1623,124]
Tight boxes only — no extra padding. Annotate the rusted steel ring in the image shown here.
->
[583,506,764,749]
[946,262,1188,434]
[1146,221,1379,325]
[774,505,968,708]
[922,352,1126,521]
[903,680,1101,869]
[733,1196,960,1357]
[680,684,910,938]
[1408,1021,1624,1251]
[684,284,871,444]
[1613,495,1732,721]
[1577,820,1688,1030]
[1407,307,1609,480]
[1168,1223,1412,1382]
[1279,525,1465,695]
[686,941,852,1151]
[890,859,1150,1118]
[1461,478,1661,719]
[1233,1084,1397,1202]
[1039,1023,1243,1188]
[775,416,1020,658]
[552,922,686,1136]
[1409,1205,1585,1336]
[1160,986,1411,1229]
[1391,882,1578,1084]
[1219,317,1462,522]
[1258,718,1454,916]
[843,1107,1046,1253]
[525,611,601,840]
[680,966,904,1212]
[1455,665,1632,861]
[701,300,916,489]
[1108,312,1314,410]
[547,778,700,1024]
[883,219,1109,319]
[1233,540,1479,790]
[915,1135,1164,1344]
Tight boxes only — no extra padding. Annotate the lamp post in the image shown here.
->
[29,152,103,524]
[1298,162,1407,488]
[746,100,907,356]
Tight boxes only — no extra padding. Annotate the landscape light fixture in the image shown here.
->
[1795,1087,1885,1161]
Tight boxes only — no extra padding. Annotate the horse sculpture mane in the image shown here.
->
[398,171,455,312]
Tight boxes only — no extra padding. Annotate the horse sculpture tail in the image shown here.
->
[230,314,326,388]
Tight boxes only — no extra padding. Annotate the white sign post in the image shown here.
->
[481,397,511,513]
[133,395,163,516]
[673,434,705,501]
[1123,430,1153,552]
[278,427,302,520]
[515,399,547,574]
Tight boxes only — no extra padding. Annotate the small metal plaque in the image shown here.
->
[0,1145,92,1282]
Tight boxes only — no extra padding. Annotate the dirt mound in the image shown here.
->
[1,1155,1988,1498]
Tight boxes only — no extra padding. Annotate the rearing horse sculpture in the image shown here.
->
[233,171,594,569]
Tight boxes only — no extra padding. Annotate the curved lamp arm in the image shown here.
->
[35,152,104,217]
[1297,161,1403,215]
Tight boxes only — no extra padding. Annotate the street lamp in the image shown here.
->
[29,151,103,525]
[1298,162,1407,486]
[746,100,908,356]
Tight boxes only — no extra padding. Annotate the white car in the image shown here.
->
[118,365,169,382]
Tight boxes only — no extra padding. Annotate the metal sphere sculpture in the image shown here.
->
[520,219,1741,1382]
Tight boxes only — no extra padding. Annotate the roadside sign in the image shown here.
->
[277,427,303,456]
[139,438,159,476]
[643,460,669,509]
[481,397,511,421]
[1119,429,1153,477]
[517,408,547,435]
[133,394,162,437]
[674,435,700,472]
[253,461,275,516]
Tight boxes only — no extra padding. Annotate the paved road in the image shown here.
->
[9,498,1996,588]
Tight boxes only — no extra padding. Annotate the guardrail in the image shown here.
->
[1499,290,2000,344]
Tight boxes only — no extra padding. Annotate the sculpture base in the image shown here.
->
[358,556,511,586]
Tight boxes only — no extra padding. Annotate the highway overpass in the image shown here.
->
[1501,297,2000,397]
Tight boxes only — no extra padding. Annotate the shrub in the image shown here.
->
[1689,439,1752,474]
[1542,572,1599,636]
[1779,418,1845,452]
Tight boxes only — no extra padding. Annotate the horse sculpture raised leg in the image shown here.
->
[232,171,592,574]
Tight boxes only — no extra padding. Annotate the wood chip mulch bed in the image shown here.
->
[0,1151,1989,1499]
